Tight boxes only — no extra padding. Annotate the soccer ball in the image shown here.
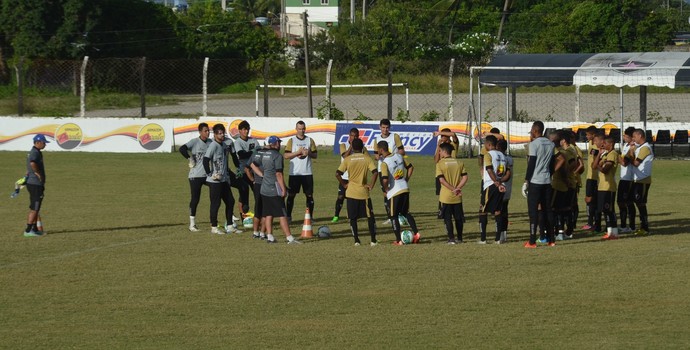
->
[242,217,254,228]
[401,230,414,244]
[317,225,331,238]
[398,214,408,226]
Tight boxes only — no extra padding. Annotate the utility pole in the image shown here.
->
[351,0,355,23]
[362,0,367,20]
[303,11,314,118]
[497,0,511,43]
[221,0,226,11]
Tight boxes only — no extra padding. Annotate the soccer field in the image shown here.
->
[2,150,690,349]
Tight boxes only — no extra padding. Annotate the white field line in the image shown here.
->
[0,234,169,269]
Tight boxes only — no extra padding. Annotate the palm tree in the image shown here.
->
[232,0,280,18]
[430,0,463,44]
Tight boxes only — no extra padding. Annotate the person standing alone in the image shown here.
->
[23,134,50,237]
[179,123,211,232]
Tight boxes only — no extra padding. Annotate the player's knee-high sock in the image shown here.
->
[383,198,391,218]
[618,201,628,228]
[391,215,401,242]
[349,218,360,243]
[637,203,649,230]
[306,196,314,216]
[334,195,344,217]
[494,214,502,241]
[564,210,574,235]
[367,216,377,243]
[404,213,418,233]
[529,222,538,245]
[479,214,487,242]
[444,218,454,240]
[586,202,594,226]
[455,217,464,242]
[572,202,579,229]
[595,210,602,232]
[538,209,546,238]
[628,202,636,230]
[286,194,295,217]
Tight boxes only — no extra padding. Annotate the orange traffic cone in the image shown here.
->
[300,208,313,238]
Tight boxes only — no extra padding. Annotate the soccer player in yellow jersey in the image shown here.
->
[436,143,469,244]
[568,130,585,231]
[332,128,359,223]
[628,129,654,235]
[551,130,576,240]
[584,126,603,232]
[594,136,620,239]
[434,128,459,218]
[336,138,379,246]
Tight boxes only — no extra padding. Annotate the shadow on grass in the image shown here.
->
[47,222,185,235]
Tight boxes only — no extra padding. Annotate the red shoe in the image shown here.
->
[547,242,556,247]
[392,241,403,246]
[412,232,421,244]
[602,233,619,240]
[523,241,537,249]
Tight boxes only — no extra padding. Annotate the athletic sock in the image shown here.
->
[25,224,33,233]
[267,233,275,241]
[350,219,360,243]
[334,197,343,217]
[190,216,196,226]
[405,213,418,233]
[307,197,314,216]
[367,216,377,243]
[287,235,295,242]
[479,214,487,241]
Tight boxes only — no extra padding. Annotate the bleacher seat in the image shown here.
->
[673,130,689,157]
[654,130,672,157]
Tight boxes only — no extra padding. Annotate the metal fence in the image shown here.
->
[6,57,465,119]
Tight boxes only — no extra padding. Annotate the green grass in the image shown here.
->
[1,150,689,349]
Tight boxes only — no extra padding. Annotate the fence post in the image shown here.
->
[202,57,209,117]
[263,59,270,117]
[303,11,314,119]
[140,57,146,118]
[387,61,395,120]
[16,57,24,116]
[326,59,333,119]
[80,56,89,118]
[448,58,454,121]
[405,83,409,119]
[255,85,259,117]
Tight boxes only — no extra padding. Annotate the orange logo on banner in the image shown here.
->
[55,123,83,150]
[138,123,165,150]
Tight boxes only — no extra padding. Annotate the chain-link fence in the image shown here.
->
[3,56,466,119]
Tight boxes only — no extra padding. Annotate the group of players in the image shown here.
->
[180,120,317,244]
[179,118,653,247]
[522,122,654,248]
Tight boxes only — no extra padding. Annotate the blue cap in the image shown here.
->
[33,134,50,143]
[267,135,281,145]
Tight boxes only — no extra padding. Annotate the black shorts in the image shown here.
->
[617,180,633,203]
[597,191,616,213]
[632,182,651,204]
[288,175,314,195]
[388,192,411,217]
[253,183,263,218]
[440,202,464,221]
[346,197,374,220]
[338,180,348,197]
[262,195,287,217]
[481,185,504,214]
[585,179,598,198]
[550,189,570,211]
[26,184,44,211]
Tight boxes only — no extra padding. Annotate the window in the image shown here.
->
[302,0,310,4]
[321,0,329,4]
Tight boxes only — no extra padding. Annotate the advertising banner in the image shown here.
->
[333,123,438,155]
[0,117,174,152]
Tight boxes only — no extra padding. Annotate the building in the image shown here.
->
[284,0,339,38]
